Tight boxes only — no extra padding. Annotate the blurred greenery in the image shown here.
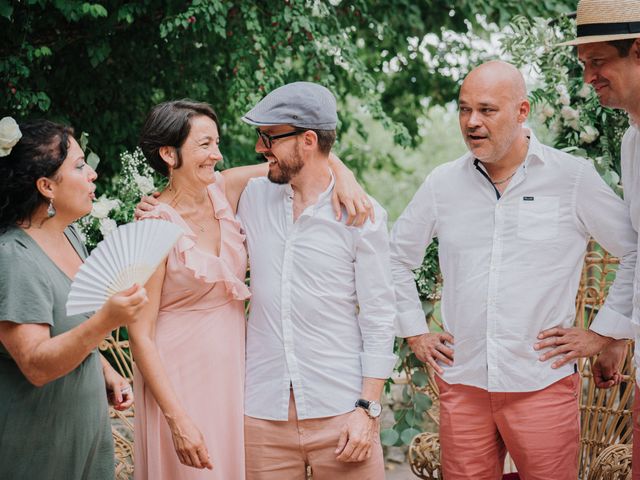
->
[361,103,467,221]
[2,0,573,184]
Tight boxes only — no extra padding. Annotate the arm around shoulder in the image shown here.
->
[221,164,268,214]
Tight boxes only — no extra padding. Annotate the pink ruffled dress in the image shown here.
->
[133,173,250,480]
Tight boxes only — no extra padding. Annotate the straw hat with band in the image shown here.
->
[559,0,640,46]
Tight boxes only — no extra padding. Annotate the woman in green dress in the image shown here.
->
[0,119,148,479]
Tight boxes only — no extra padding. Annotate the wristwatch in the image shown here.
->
[355,398,382,418]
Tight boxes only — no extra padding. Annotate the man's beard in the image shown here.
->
[267,149,304,184]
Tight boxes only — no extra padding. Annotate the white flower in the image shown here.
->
[542,103,555,118]
[99,218,117,237]
[580,125,599,144]
[76,227,87,243]
[133,174,155,195]
[550,120,563,134]
[0,117,22,157]
[555,84,571,106]
[328,0,341,5]
[567,118,580,131]
[91,196,120,219]
[577,83,592,98]
[560,106,580,121]
[555,84,568,96]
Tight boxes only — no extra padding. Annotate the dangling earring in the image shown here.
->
[47,199,56,218]
[167,167,174,192]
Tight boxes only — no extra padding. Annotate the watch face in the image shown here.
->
[369,402,382,418]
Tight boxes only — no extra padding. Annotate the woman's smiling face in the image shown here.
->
[173,115,223,187]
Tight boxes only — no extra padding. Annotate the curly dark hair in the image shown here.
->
[0,120,73,231]
[138,99,220,177]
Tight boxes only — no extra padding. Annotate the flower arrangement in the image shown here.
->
[502,15,629,193]
[76,148,165,248]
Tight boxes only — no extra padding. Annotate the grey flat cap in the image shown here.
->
[241,82,337,130]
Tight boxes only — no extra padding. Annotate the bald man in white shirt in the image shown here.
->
[390,60,637,479]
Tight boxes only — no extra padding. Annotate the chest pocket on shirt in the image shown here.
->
[517,196,559,241]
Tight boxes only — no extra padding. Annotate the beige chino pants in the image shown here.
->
[244,390,385,480]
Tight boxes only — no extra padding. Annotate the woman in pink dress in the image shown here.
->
[130,100,370,479]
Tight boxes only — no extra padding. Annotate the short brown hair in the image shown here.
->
[607,38,637,57]
[139,100,220,177]
[309,129,336,155]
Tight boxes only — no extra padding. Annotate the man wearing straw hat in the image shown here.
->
[532,0,640,476]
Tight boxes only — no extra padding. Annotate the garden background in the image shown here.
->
[1,0,632,475]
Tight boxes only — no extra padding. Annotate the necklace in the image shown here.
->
[488,135,529,186]
[183,214,206,232]
[491,170,518,185]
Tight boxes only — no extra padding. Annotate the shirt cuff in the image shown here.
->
[590,305,635,340]
[360,352,398,379]
[395,309,429,338]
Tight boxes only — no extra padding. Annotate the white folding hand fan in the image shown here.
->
[66,219,184,316]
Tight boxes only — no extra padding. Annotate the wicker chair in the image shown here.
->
[100,331,135,480]
[409,243,635,480]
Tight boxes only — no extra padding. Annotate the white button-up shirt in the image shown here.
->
[238,175,397,420]
[391,132,637,392]
[610,123,640,383]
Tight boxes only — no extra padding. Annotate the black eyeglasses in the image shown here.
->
[255,128,305,149]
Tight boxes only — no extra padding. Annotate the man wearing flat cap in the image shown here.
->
[237,81,396,480]
[534,0,640,476]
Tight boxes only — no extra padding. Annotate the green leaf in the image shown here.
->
[401,385,411,403]
[405,408,423,427]
[87,152,100,169]
[412,370,428,388]
[400,427,421,445]
[79,132,89,151]
[413,391,432,411]
[380,428,400,446]
[393,408,406,422]
[0,0,13,19]
[87,40,111,67]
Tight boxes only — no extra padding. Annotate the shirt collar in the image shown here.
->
[284,169,335,206]
[524,128,546,166]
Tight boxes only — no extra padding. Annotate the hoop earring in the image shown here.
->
[47,199,56,218]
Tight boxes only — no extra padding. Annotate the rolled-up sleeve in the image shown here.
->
[354,204,398,379]
[576,162,636,340]
[390,174,438,338]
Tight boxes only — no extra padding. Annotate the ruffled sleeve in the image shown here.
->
[139,183,250,301]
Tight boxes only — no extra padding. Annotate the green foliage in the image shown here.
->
[382,337,436,446]
[502,15,629,193]
[75,147,166,247]
[2,0,573,185]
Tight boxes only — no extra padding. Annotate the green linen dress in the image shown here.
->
[0,226,114,480]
